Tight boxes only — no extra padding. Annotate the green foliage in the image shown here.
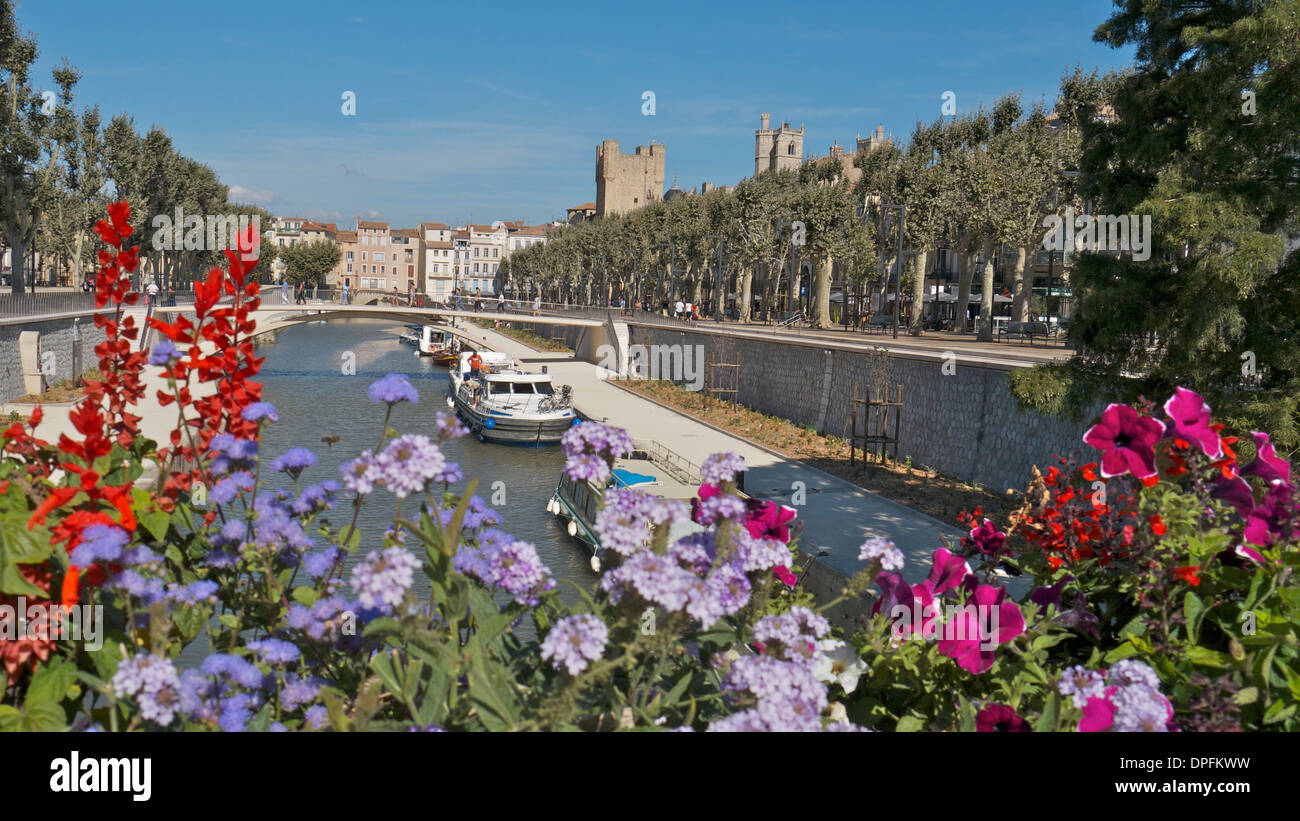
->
[280,239,342,286]
[1066,0,1300,448]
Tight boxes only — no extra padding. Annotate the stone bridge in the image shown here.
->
[151,302,631,372]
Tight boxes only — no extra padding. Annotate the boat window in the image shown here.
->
[512,382,535,394]
[533,382,554,395]
[488,381,511,395]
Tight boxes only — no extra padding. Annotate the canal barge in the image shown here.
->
[447,350,576,445]
[548,440,711,571]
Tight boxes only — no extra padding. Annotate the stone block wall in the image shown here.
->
[1,317,109,403]
[627,323,1102,493]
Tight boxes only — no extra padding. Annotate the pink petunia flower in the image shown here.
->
[935,584,1025,675]
[1162,387,1222,459]
[1083,403,1166,480]
[969,518,1007,555]
[1240,432,1291,485]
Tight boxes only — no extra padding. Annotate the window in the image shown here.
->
[788,142,795,155]
[474,248,479,257]
[493,248,498,258]
[374,252,385,262]
[346,251,354,261]
[346,263,352,272]
[408,265,414,276]
[362,252,368,261]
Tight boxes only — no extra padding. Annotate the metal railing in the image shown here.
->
[0,291,98,319]
[633,440,701,486]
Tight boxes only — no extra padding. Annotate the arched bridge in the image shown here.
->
[151,301,629,371]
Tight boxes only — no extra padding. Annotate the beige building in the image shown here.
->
[814,125,890,184]
[567,202,596,224]
[595,140,665,217]
[755,113,804,176]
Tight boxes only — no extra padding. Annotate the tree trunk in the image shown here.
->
[956,250,974,334]
[738,265,754,323]
[812,254,833,329]
[790,258,803,315]
[977,238,996,341]
[1012,245,1031,322]
[909,249,929,335]
[6,231,28,294]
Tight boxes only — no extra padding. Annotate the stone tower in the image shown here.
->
[596,139,666,217]
[755,113,804,176]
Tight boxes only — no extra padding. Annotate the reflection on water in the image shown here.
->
[255,318,598,608]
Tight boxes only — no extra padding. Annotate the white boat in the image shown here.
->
[447,350,577,445]
[548,440,718,571]
[415,326,458,360]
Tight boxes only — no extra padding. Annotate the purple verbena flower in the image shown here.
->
[541,614,609,675]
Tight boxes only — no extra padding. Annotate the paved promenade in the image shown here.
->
[457,322,969,612]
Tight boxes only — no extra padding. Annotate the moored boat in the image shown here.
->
[548,440,715,571]
[447,350,577,445]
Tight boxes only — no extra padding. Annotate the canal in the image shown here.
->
[254,317,598,606]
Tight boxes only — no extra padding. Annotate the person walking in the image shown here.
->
[342,280,350,305]
[674,299,684,320]
[166,285,176,307]
[532,295,541,316]
[497,292,505,313]
[281,279,290,304]
[146,278,159,307]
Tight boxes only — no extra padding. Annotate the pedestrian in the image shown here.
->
[497,292,505,313]
[146,278,159,307]
[342,280,350,305]
[408,282,415,305]
[166,285,176,307]
[685,301,694,321]
[674,299,684,320]
[532,295,541,316]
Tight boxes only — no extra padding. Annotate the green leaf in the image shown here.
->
[0,702,66,731]
[0,517,54,596]
[1262,699,1296,725]
[140,510,170,543]
[1233,686,1259,706]
[1186,645,1232,669]
[218,613,240,630]
[26,658,78,707]
[895,715,924,732]
[466,646,518,731]
[1184,592,1207,644]
[1034,691,1061,732]
[291,586,319,606]
[370,650,406,699]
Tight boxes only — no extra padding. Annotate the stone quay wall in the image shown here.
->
[1,316,109,404]
[624,323,1101,494]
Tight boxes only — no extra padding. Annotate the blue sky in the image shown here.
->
[20,0,1135,228]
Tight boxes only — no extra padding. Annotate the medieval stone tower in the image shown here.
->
[755,113,804,176]
[596,140,666,217]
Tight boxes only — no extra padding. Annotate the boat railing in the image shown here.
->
[632,440,701,486]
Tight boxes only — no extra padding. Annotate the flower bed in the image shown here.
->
[0,204,1294,732]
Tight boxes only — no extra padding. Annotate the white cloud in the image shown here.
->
[229,185,275,204]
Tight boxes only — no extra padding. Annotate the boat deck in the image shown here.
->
[611,456,700,500]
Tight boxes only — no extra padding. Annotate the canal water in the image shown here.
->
[254,317,598,606]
